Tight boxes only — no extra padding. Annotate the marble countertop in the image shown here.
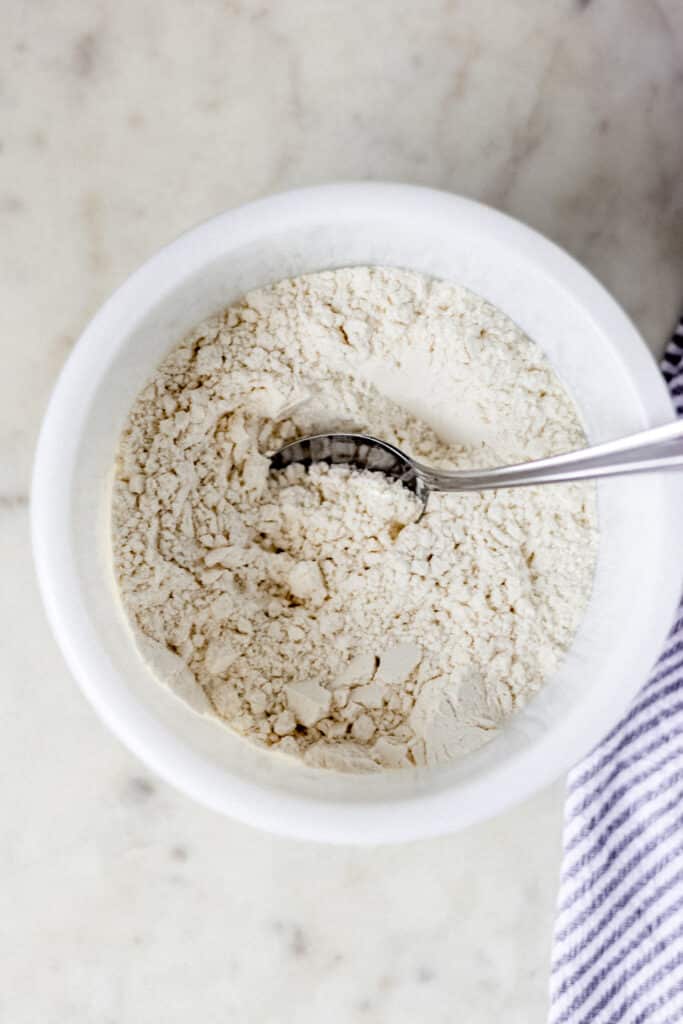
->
[2,1,681,1021]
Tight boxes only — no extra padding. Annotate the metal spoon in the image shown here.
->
[270,421,683,511]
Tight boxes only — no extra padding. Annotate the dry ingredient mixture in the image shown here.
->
[112,267,597,772]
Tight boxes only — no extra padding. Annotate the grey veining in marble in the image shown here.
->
[2,0,682,1021]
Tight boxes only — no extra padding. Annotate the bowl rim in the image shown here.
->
[31,182,683,843]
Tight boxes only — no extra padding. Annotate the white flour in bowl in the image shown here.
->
[112,267,597,772]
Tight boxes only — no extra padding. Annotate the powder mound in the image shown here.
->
[112,266,597,772]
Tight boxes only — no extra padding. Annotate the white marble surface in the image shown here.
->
[2,1,682,1020]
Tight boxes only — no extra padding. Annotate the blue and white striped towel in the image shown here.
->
[550,318,683,1024]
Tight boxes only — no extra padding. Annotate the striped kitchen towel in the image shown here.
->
[550,317,683,1024]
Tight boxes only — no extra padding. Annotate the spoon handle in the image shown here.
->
[421,420,683,493]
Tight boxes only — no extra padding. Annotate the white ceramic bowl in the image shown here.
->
[32,183,683,844]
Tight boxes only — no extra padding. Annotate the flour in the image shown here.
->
[112,267,597,772]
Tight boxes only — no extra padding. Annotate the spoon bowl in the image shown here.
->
[270,432,431,505]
